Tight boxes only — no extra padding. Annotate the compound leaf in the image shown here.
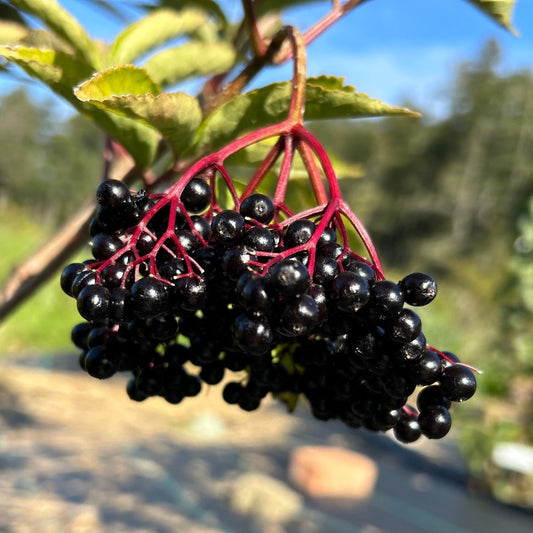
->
[465,0,517,34]
[143,40,237,86]
[9,0,103,69]
[193,76,419,153]
[75,65,161,101]
[75,66,200,156]
[109,8,206,65]
[142,0,228,27]
[0,49,158,166]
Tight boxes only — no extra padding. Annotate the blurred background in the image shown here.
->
[1,1,533,532]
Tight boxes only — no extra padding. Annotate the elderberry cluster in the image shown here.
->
[61,178,477,444]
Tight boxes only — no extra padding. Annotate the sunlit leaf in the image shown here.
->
[75,66,201,155]
[0,20,28,44]
[255,0,322,16]
[193,76,419,153]
[143,40,237,86]
[0,48,159,166]
[465,0,517,34]
[9,0,103,69]
[109,8,206,65]
[75,65,161,101]
[142,0,228,27]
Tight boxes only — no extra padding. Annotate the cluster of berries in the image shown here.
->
[61,172,476,444]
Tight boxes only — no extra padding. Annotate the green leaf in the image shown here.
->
[255,0,322,16]
[143,40,237,86]
[0,20,28,44]
[75,66,201,156]
[0,45,94,96]
[465,0,518,34]
[143,0,228,27]
[0,47,159,167]
[193,76,419,153]
[9,0,103,69]
[75,65,162,101]
[109,8,206,65]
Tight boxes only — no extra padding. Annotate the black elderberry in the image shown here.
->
[394,332,426,363]
[159,258,187,282]
[129,277,168,319]
[238,393,261,412]
[277,294,320,337]
[77,285,111,322]
[101,262,128,289]
[222,246,254,281]
[418,406,452,439]
[332,271,370,313]
[416,385,451,411]
[368,280,404,321]
[240,276,275,314]
[173,275,207,312]
[318,242,343,260]
[439,364,477,402]
[70,322,92,350]
[233,313,273,356]
[181,178,211,213]
[126,377,149,402]
[212,210,245,243]
[399,272,437,306]
[91,233,123,260]
[109,286,129,323]
[394,410,421,443]
[84,345,119,379]
[239,193,275,224]
[313,255,339,285]
[199,361,225,385]
[71,269,97,298]
[305,283,328,322]
[61,263,87,296]
[387,308,422,344]
[341,257,376,283]
[136,231,156,256]
[147,314,178,341]
[441,351,461,368]
[190,215,212,241]
[244,226,275,252]
[317,227,337,247]
[183,375,202,397]
[411,348,442,385]
[270,258,310,298]
[96,179,131,208]
[284,219,316,247]
[87,326,113,349]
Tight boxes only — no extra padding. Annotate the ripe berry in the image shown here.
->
[331,271,370,313]
[96,179,131,208]
[233,313,273,356]
[60,263,87,296]
[418,406,452,439]
[387,308,422,343]
[394,410,421,443]
[84,346,119,379]
[439,364,477,402]
[399,272,437,306]
[239,193,275,224]
[129,277,168,319]
[77,285,111,322]
[270,258,310,298]
[181,178,211,213]
[284,219,316,247]
[212,210,245,243]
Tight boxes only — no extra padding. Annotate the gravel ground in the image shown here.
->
[1,361,532,533]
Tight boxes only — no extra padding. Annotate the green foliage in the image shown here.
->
[193,76,419,153]
[466,0,518,34]
[109,8,206,65]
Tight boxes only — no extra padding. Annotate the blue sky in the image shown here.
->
[2,0,532,119]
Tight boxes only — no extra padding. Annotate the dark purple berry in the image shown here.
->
[240,194,274,224]
[418,406,452,439]
[439,364,477,402]
[399,272,437,306]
